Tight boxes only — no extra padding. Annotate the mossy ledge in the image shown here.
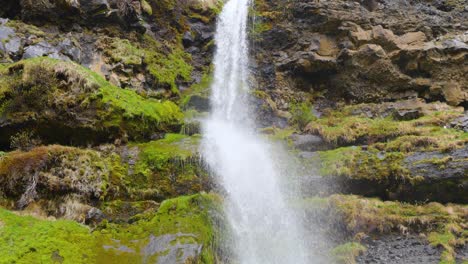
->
[305,144,467,203]
[295,194,468,264]
[0,57,184,148]
[0,133,209,214]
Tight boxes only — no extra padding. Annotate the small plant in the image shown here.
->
[290,102,315,130]
[10,131,41,151]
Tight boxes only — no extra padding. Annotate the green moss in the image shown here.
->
[314,146,410,182]
[251,20,272,39]
[141,0,153,15]
[374,129,467,153]
[97,84,184,131]
[428,224,466,264]
[5,20,45,37]
[129,134,206,199]
[0,145,126,202]
[181,71,213,108]
[141,35,193,93]
[307,105,463,146]
[328,195,467,234]
[0,57,184,141]
[290,102,316,130]
[95,193,223,263]
[260,127,297,145]
[98,35,193,94]
[0,193,223,263]
[330,242,366,264]
[0,208,96,264]
[104,38,143,66]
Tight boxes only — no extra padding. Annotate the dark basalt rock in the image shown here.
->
[290,134,331,152]
[450,112,468,132]
[185,95,211,112]
[357,235,442,264]
[143,234,203,264]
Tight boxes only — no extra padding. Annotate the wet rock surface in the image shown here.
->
[143,233,202,264]
[357,235,443,264]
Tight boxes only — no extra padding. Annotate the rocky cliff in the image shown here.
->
[0,0,466,263]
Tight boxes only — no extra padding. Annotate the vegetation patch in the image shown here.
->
[330,242,366,264]
[328,195,467,235]
[0,207,96,264]
[128,134,208,200]
[305,104,464,147]
[0,57,184,146]
[95,193,224,264]
[313,146,412,182]
[0,145,127,210]
[0,193,223,263]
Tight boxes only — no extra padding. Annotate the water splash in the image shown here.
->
[201,0,309,263]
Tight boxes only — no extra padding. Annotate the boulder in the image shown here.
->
[290,134,330,152]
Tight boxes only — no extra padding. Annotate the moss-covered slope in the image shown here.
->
[0,58,184,148]
[0,193,224,264]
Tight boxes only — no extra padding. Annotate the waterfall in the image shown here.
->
[201,0,309,263]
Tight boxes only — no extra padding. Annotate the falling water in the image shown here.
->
[201,0,308,263]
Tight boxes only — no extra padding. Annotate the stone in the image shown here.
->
[143,233,202,264]
[185,95,211,112]
[182,31,194,47]
[449,112,468,132]
[430,81,467,106]
[371,25,398,50]
[392,109,422,121]
[85,207,105,225]
[290,134,330,152]
[58,37,82,62]
[22,41,57,59]
[397,32,427,49]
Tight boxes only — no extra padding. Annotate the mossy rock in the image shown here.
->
[304,141,467,203]
[305,101,464,147]
[0,57,184,148]
[0,193,225,263]
[127,133,211,201]
[0,132,209,214]
[0,145,127,210]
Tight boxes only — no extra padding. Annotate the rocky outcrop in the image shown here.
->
[0,58,184,148]
[0,134,210,222]
[253,0,467,107]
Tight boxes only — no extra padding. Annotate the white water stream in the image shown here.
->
[201,0,309,263]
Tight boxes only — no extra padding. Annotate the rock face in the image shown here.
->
[253,0,467,107]
[356,235,442,264]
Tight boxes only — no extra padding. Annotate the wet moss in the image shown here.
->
[128,134,208,200]
[181,71,213,109]
[428,224,466,264]
[0,193,223,263]
[141,35,193,93]
[0,208,96,264]
[330,242,366,264]
[290,102,316,130]
[95,193,223,263]
[0,145,127,206]
[314,146,411,182]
